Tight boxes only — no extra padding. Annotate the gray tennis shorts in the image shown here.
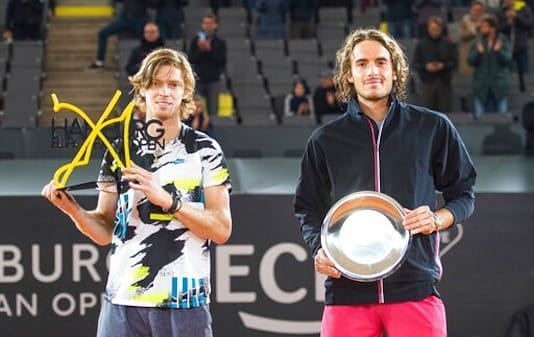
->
[96,300,213,337]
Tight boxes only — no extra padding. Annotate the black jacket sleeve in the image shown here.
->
[413,41,426,75]
[188,36,202,64]
[432,116,476,224]
[125,47,142,76]
[189,37,226,66]
[189,36,227,81]
[443,40,458,73]
[467,38,483,66]
[294,134,331,258]
[212,38,227,69]
[5,0,15,31]
[313,88,326,115]
[516,6,534,30]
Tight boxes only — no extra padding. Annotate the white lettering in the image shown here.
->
[79,292,98,316]
[52,293,76,316]
[72,244,101,282]
[259,243,307,304]
[0,245,23,283]
[0,293,38,317]
[32,244,62,283]
[0,294,12,316]
[216,245,256,303]
[17,293,37,316]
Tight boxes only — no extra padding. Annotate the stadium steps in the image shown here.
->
[40,16,118,127]
[54,0,113,17]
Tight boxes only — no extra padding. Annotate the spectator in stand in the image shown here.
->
[152,0,188,39]
[383,0,415,39]
[414,0,446,38]
[88,0,149,70]
[247,0,258,10]
[255,0,289,39]
[189,13,227,116]
[185,96,213,137]
[49,0,56,15]
[468,13,512,119]
[498,0,533,92]
[284,77,314,118]
[482,0,501,13]
[126,22,165,76]
[313,69,344,124]
[451,0,471,5]
[209,0,232,14]
[458,1,485,75]
[414,16,457,113]
[289,0,318,39]
[359,0,372,13]
[3,0,44,41]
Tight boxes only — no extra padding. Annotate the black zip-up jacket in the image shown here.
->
[413,35,457,83]
[189,34,227,83]
[125,37,165,76]
[5,0,43,31]
[121,0,149,19]
[294,97,476,305]
[498,3,533,53]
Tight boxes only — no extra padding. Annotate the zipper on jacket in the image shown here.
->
[366,117,386,304]
[434,201,443,280]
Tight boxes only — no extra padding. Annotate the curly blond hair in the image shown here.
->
[334,28,410,102]
[129,48,196,120]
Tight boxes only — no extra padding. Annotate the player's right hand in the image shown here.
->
[315,248,341,279]
[41,180,80,216]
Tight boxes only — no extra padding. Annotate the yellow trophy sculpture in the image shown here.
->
[52,90,136,189]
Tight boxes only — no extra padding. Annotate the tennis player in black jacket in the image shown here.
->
[294,28,476,337]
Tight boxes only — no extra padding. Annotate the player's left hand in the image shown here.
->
[403,205,436,235]
[122,162,171,210]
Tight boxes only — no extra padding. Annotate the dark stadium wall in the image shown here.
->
[0,124,527,159]
[1,194,533,337]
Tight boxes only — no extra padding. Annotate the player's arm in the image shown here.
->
[168,184,231,244]
[123,163,232,244]
[41,180,117,245]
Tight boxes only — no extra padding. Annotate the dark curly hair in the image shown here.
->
[334,28,410,102]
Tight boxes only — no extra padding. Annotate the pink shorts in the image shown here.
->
[321,295,447,337]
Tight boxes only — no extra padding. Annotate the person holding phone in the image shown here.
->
[188,13,227,116]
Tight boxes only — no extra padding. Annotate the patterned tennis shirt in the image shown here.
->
[97,124,231,309]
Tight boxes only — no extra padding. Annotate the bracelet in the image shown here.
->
[163,193,182,214]
[170,197,183,214]
[432,213,444,232]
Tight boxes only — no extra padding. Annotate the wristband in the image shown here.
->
[432,213,444,232]
[163,192,182,214]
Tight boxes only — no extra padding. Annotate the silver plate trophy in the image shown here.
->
[321,191,411,282]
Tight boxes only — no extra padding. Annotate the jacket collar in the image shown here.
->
[347,94,398,127]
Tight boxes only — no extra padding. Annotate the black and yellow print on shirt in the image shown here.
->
[97,125,230,308]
